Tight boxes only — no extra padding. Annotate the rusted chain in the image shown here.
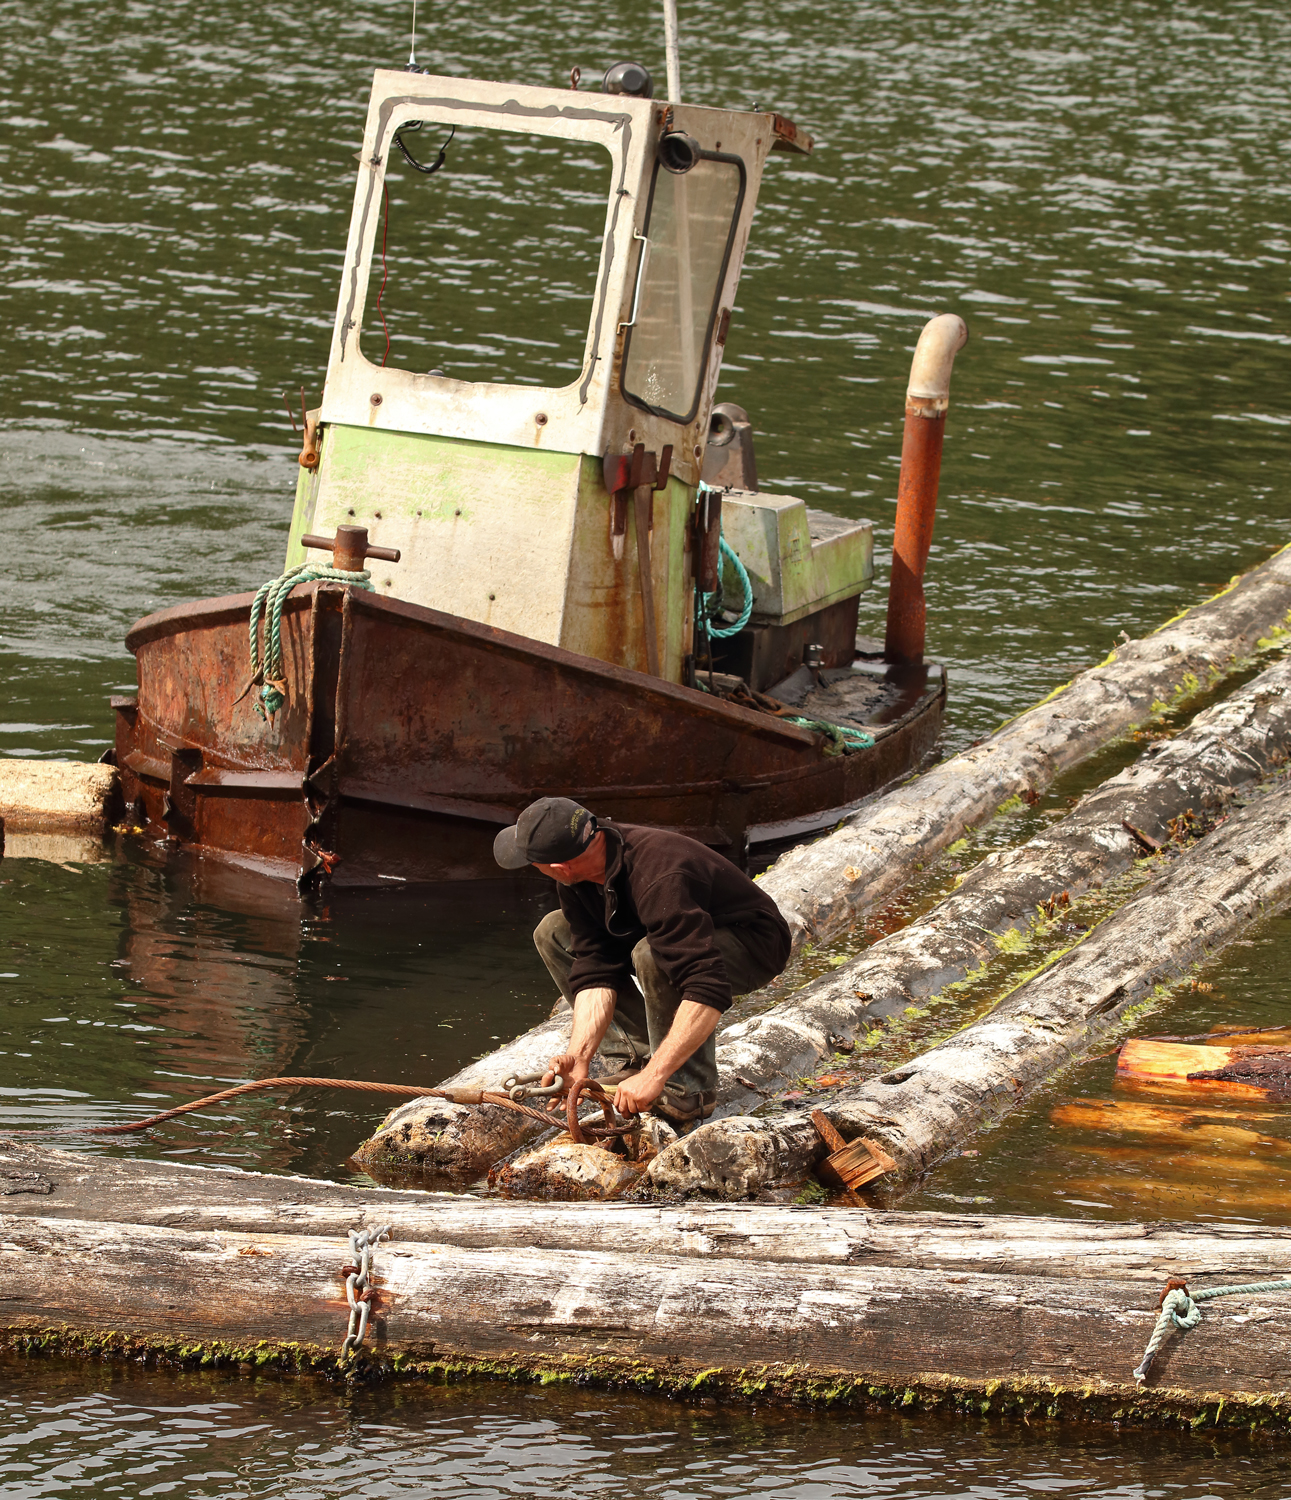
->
[564,1077,640,1146]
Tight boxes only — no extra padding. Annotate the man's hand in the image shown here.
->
[614,1070,667,1117]
[543,986,617,1111]
[541,1052,588,1110]
[613,999,720,1118]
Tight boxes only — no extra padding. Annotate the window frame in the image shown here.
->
[619,148,748,426]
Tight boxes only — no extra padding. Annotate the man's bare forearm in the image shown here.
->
[567,986,617,1063]
[543,986,617,1093]
[615,999,720,1114]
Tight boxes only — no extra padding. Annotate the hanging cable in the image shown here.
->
[393,121,455,175]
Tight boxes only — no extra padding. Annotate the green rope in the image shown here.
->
[698,507,754,640]
[781,716,875,755]
[695,683,875,756]
[246,563,373,720]
[1133,1279,1291,1384]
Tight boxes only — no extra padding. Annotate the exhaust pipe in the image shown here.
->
[884,313,968,664]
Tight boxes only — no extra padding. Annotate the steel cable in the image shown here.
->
[4,1074,635,1142]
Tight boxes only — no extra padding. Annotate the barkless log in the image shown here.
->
[653,771,1291,1196]
[762,542,1291,951]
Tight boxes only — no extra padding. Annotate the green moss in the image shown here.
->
[993,927,1030,955]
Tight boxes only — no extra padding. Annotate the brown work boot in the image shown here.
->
[651,1089,716,1127]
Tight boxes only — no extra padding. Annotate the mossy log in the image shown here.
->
[6,1143,1291,1425]
[761,541,1291,953]
[653,772,1291,1197]
[710,656,1291,1118]
[356,657,1291,1180]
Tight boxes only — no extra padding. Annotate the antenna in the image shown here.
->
[661,0,682,101]
[408,0,419,68]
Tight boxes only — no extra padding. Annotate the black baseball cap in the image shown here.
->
[493,797,599,870]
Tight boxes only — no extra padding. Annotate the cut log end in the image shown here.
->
[811,1110,896,1192]
[0,759,119,837]
[1117,1039,1291,1102]
[352,1096,547,1186]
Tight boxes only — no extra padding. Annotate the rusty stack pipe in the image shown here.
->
[884,313,969,664]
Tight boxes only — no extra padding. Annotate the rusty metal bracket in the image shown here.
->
[301,524,401,572]
[769,113,813,155]
[297,387,321,470]
[160,746,203,840]
[603,444,674,676]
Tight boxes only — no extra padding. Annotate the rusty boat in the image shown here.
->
[112,59,961,888]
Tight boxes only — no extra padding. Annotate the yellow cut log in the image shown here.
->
[1066,1173,1291,1219]
[1071,1143,1291,1180]
[0,759,118,837]
[1116,1039,1291,1101]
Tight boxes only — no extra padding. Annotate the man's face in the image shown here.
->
[534,832,605,885]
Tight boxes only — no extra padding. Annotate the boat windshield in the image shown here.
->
[620,152,746,424]
[364,124,613,388]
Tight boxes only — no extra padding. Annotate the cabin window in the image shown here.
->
[620,152,746,424]
[365,125,613,388]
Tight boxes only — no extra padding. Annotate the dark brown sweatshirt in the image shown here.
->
[560,823,791,1013]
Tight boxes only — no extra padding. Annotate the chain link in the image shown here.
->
[340,1224,390,1357]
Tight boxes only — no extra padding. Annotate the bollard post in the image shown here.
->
[884,313,968,664]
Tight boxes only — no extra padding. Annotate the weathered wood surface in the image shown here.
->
[653,772,1291,1196]
[9,1143,1291,1424]
[351,1093,551,1184]
[357,656,1291,1177]
[8,1141,1291,1281]
[761,542,1291,952]
[711,656,1291,1117]
[9,1210,1291,1401]
[0,758,118,836]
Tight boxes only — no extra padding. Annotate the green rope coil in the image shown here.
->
[702,534,754,639]
[781,716,875,755]
[1133,1278,1291,1384]
[246,563,373,720]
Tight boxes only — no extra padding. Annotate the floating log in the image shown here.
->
[0,759,119,841]
[360,656,1291,1179]
[350,1094,550,1186]
[13,1140,1291,1276]
[655,772,1291,1197]
[1117,1039,1291,1102]
[760,541,1291,953]
[710,655,1291,1117]
[5,1143,1291,1430]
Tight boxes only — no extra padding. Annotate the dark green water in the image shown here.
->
[3,0,1291,1486]
[7,1355,1291,1498]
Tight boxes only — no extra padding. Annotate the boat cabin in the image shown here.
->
[285,69,871,690]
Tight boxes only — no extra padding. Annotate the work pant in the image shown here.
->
[533,910,777,1099]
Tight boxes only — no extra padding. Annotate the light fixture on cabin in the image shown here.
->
[602,61,654,98]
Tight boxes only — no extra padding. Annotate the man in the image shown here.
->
[493,796,791,1125]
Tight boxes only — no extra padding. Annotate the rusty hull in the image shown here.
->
[113,584,945,886]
